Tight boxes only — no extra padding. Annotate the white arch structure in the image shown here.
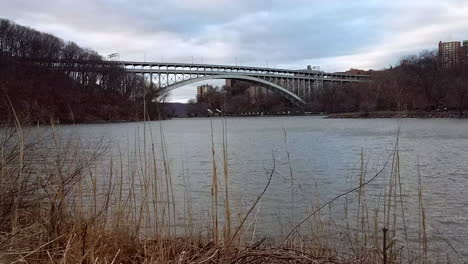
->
[157,74,306,104]
[119,61,370,105]
[50,60,371,105]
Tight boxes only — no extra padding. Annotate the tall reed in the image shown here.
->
[1,111,461,263]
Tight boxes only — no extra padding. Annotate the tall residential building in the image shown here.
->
[196,84,213,99]
[439,41,461,69]
[247,86,274,104]
[462,40,468,68]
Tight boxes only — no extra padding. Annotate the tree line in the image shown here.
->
[187,50,468,117]
[187,82,296,116]
[2,17,467,120]
[0,18,164,123]
[311,50,468,115]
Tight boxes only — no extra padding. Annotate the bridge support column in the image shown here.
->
[150,73,153,88]
[158,65,161,88]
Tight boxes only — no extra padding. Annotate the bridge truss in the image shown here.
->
[120,61,370,105]
[49,59,370,105]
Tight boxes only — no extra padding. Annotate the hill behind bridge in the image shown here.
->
[0,18,161,123]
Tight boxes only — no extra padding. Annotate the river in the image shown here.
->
[58,117,468,261]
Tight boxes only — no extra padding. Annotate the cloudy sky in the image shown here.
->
[1,0,468,102]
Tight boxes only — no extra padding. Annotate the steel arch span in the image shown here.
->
[157,75,306,104]
[45,59,371,105]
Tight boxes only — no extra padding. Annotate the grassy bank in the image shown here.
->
[0,116,455,264]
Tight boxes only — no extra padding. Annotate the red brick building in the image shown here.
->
[345,68,372,75]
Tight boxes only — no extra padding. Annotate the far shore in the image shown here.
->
[6,111,467,126]
[327,111,467,119]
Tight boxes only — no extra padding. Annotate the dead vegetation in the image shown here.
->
[0,113,456,264]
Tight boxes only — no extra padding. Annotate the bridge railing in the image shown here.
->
[33,58,371,81]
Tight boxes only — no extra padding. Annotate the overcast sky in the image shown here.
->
[1,0,468,102]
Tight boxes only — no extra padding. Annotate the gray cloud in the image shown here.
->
[1,0,467,102]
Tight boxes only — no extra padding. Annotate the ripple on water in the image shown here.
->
[60,117,468,260]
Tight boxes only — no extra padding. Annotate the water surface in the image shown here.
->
[61,117,468,261]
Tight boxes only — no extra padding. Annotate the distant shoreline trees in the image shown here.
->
[187,51,468,116]
[306,50,468,115]
[0,18,166,123]
[1,18,467,120]
[186,82,296,117]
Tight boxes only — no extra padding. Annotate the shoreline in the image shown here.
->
[327,111,467,119]
[5,111,467,126]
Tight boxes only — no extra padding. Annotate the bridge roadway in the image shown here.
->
[55,59,371,104]
[119,61,370,82]
[117,61,370,104]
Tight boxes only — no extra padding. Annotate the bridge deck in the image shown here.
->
[42,59,370,81]
[124,68,369,82]
[120,61,370,81]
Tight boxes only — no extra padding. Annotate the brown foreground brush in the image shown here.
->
[0,119,379,264]
[3,109,456,263]
[1,215,370,264]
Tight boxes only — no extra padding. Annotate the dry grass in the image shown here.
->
[0,114,451,264]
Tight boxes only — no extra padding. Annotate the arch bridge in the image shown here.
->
[120,61,370,105]
[53,59,371,105]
